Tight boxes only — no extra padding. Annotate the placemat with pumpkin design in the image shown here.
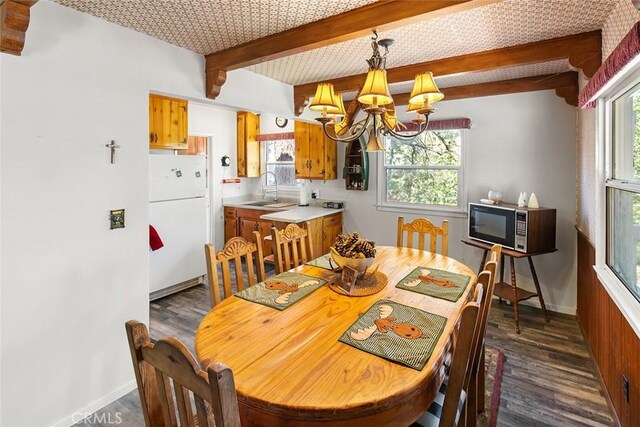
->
[395,267,471,302]
[339,299,447,370]
[304,253,334,270]
[234,271,326,310]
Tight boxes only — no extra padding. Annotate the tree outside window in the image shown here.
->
[264,139,297,187]
[381,129,465,209]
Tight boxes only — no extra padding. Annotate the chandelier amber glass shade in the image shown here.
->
[326,94,346,117]
[409,72,444,105]
[358,68,393,106]
[309,83,339,112]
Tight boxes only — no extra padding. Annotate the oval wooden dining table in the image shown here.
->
[195,246,477,427]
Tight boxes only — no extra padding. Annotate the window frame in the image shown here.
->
[262,138,298,190]
[594,54,640,337]
[376,128,468,218]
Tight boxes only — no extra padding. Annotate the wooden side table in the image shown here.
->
[462,239,555,334]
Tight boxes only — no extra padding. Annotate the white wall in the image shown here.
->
[0,2,291,426]
[188,102,254,249]
[285,91,577,313]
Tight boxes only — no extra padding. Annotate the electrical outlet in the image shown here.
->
[623,375,629,403]
[311,189,320,199]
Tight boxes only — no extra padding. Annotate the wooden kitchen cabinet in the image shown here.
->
[224,207,237,243]
[228,208,273,256]
[149,94,188,150]
[322,213,343,254]
[237,111,261,177]
[294,121,337,180]
[224,207,342,259]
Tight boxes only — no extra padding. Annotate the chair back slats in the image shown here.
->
[154,370,176,427]
[439,302,480,427]
[233,256,244,291]
[194,396,210,427]
[205,231,266,308]
[396,216,449,256]
[271,222,314,273]
[126,320,241,427]
[175,384,193,426]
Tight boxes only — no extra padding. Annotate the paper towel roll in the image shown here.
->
[299,181,309,206]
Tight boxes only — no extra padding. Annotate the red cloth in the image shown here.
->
[579,21,640,108]
[149,225,164,251]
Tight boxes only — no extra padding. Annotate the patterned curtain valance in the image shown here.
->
[256,132,294,141]
[579,21,640,109]
[401,118,472,133]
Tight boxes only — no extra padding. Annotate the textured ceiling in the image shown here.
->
[55,0,618,88]
[341,60,572,101]
[249,0,618,85]
[54,0,377,54]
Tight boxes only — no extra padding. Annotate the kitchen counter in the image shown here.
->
[259,206,343,223]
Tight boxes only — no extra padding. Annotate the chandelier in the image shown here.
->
[309,31,444,151]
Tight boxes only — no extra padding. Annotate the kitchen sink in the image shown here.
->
[244,201,275,206]
[243,201,297,208]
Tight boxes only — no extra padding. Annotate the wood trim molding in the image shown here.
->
[205,1,493,73]
[205,0,497,100]
[206,68,227,100]
[386,72,579,107]
[293,30,601,111]
[0,0,36,56]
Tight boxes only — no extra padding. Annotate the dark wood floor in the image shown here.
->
[75,284,614,427]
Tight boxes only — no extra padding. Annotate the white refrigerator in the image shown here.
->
[149,154,207,296]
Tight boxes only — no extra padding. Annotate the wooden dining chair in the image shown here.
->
[465,262,497,427]
[469,251,500,424]
[414,301,480,427]
[271,222,314,273]
[125,320,241,427]
[205,231,266,308]
[397,216,449,256]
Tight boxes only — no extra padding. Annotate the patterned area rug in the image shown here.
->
[479,346,505,427]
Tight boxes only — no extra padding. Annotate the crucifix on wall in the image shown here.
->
[105,140,121,164]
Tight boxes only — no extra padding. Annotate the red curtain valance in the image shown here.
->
[579,21,640,109]
[402,118,471,132]
[256,132,294,141]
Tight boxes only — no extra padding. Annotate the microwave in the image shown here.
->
[468,202,556,253]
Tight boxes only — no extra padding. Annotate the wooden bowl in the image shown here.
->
[330,247,375,276]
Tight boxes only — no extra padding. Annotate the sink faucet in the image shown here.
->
[260,171,279,202]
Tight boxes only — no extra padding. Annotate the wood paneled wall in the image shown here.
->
[577,229,640,427]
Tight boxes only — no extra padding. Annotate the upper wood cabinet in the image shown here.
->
[237,111,261,177]
[294,121,337,180]
[149,94,188,150]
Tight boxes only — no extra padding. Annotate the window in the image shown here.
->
[379,129,466,211]
[264,139,297,187]
[606,81,640,303]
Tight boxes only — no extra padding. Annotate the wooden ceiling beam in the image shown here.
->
[0,0,37,56]
[294,31,600,113]
[389,71,579,106]
[205,0,498,99]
